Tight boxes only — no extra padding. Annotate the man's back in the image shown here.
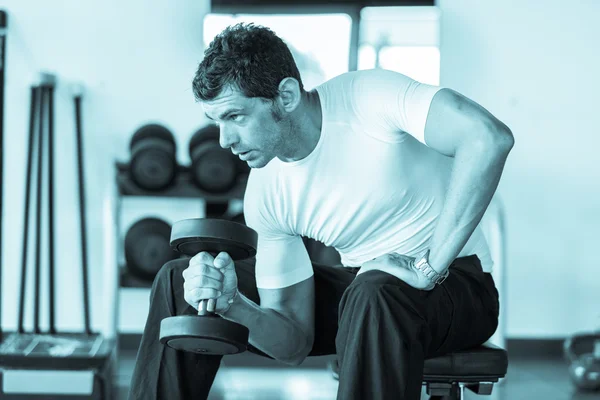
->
[244,69,493,290]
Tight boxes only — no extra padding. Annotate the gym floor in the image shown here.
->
[114,349,599,400]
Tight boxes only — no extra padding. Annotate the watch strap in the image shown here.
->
[413,250,449,285]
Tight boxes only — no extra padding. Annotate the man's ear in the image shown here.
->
[276,77,302,112]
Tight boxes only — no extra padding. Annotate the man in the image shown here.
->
[129,23,514,400]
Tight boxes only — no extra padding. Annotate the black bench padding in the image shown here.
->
[423,342,508,380]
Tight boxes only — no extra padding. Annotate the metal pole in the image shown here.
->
[47,82,56,334]
[33,86,45,334]
[75,92,92,334]
[18,87,39,334]
[0,9,8,340]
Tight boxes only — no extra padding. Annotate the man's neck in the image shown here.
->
[280,90,322,162]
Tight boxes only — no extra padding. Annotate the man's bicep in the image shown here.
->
[423,88,510,157]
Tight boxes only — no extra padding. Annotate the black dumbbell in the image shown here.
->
[159,218,257,354]
[124,218,179,282]
[129,124,177,191]
[189,125,247,193]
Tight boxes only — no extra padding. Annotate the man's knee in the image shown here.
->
[151,258,188,293]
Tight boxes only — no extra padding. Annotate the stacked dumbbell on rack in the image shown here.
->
[117,124,250,289]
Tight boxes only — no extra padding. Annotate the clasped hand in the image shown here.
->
[360,253,436,291]
[182,251,239,314]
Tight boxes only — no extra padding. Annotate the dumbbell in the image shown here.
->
[129,124,177,191]
[124,217,179,282]
[159,218,257,354]
[189,125,248,193]
[564,333,600,391]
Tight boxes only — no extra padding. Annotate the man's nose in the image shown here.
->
[219,127,238,150]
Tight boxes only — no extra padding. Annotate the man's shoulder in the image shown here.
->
[319,68,404,87]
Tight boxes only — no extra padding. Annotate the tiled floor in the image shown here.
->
[116,350,600,400]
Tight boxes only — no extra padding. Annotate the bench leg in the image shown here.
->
[426,382,461,399]
[427,382,466,400]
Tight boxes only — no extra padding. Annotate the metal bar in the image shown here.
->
[0,9,7,340]
[33,86,45,334]
[18,86,39,333]
[75,93,92,334]
[47,83,56,334]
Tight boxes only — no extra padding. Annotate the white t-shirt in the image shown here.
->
[244,68,493,289]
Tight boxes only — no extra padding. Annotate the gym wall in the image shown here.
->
[438,0,600,337]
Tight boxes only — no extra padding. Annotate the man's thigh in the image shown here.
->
[429,255,500,357]
[339,255,499,358]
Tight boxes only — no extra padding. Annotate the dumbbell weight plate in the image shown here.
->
[170,218,257,259]
[160,315,249,354]
[189,126,238,193]
[130,124,177,191]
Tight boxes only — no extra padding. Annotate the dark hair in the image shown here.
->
[192,23,304,102]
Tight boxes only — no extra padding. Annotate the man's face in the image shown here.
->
[202,86,288,169]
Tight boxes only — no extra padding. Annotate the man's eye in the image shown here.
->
[230,114,243,121]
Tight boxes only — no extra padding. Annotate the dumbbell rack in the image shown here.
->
[114,159,248,334]
[115,161,247,200]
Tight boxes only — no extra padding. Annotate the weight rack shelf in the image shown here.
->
[115,161,248,201]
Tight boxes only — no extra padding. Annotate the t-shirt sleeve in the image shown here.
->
[243,174,314,289]
[350,69,444,146]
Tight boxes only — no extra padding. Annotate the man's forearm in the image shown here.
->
[217,291,310,366]
[428,131,514,273]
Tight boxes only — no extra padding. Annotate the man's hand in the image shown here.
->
[182,251,239,314]
[359,253,436,291]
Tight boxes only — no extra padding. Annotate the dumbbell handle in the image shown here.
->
[197,299,215,316]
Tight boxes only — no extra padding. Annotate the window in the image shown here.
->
[357,6,440,85]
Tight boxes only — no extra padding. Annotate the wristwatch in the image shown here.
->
[413,250,449,285]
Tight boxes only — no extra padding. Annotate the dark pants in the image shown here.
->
[128,255,499,400]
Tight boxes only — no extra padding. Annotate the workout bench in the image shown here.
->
[331,342,508,399]
[423,342,508,399]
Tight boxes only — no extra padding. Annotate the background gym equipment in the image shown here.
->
[189,125,249,193]
[124,217,179,282]
[205,200,245,224]
[159,218,256,355]
[0,9,7,344]
[129,123,177,191]
[231,212,245,225]
[0,78,115,399]
[564,332,600,391]
[205,201,230,219]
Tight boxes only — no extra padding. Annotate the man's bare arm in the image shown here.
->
[422,89,514,273]
[220,276,315,366]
